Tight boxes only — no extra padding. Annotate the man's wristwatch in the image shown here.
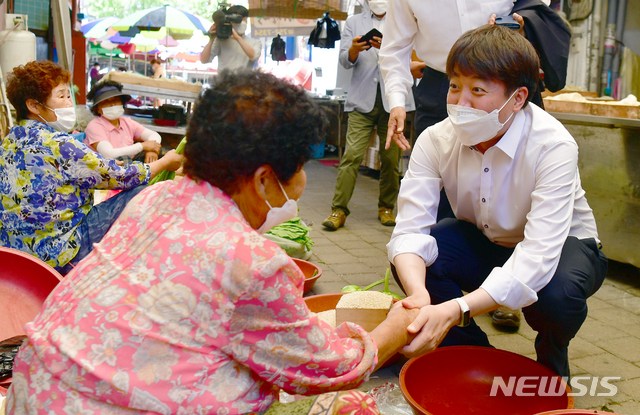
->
[453,298,471,327]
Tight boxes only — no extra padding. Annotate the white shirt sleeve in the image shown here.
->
[139,128,161,144]
[96,140,143,159]
[387,129,442,266]
[379,0,418,110]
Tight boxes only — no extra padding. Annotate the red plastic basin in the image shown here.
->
[400,346,574,415]
[535,411,622,415]
[292,258,322,295]
[0,247,63,340]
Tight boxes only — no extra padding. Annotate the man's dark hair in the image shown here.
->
[93,62,100,67]
[446,24,540,105]
[227,5,248,17]
[184,69,327,194]
[86,80,127,116]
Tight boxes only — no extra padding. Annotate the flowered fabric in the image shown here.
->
[265,391,379,415]
[0,120,150,269]
[5,177,378,414]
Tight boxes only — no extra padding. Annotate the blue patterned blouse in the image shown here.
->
[0,120,150,269]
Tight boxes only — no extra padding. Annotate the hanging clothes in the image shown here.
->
[308,12,341,49]
[271,34,287,61]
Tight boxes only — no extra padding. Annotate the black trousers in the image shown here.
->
[392,219,608,378]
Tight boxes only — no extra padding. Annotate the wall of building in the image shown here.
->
[622,0,640,57]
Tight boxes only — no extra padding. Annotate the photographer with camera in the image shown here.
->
[201,4,261,71]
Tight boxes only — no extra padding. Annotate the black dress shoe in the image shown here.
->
[491,307,521,329]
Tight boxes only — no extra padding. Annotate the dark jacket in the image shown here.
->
[309,12,341,49]
[513,0,572,106]
[271,35,287,61]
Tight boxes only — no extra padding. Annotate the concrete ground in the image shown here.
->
[298,159,640,414]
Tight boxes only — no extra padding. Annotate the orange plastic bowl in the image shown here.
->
[400,346,573,415]
[292,258,323,294]
[0,247,63,340]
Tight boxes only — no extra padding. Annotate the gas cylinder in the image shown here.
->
[0,14,37,81]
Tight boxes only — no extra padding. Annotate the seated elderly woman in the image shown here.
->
[5,69,418,414]
[85,80,163,164]
[0,60,183,275]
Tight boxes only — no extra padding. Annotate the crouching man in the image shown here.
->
[388,24,607,378]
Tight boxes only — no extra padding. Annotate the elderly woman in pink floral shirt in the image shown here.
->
[5,70,418,415]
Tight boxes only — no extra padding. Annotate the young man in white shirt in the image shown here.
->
[388,25,607,378]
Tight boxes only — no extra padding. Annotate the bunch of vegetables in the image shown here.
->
[266,217,314,252]
[341,268,403,300]
[148,136,186,185]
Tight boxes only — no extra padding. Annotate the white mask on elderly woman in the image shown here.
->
[38,104,76,132]
[102,105,124,120]
[256,179,298,234]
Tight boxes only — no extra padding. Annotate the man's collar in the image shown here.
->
[494,109,526,159]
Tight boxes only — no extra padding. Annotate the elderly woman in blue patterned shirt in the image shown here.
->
[0,60,183,274]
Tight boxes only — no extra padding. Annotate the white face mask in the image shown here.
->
[39,104,76,132]
[233,21,247,35]
[446,89,518,147]
[369,0,388,15]
[102,105,124,120]
[256,179,298,234]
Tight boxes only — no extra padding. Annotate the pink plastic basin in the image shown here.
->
[0,247,63,340]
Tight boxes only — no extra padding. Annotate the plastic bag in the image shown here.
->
[368,382,414,415]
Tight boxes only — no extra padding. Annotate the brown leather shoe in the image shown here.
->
[322,209,346,230]
[491,307,521,329]
[378,207,396,226]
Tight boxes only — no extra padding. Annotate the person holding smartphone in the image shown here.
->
[322,0,415,231]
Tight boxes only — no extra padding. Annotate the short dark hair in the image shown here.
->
[183,69,327,194]
[227,5,249,17]
[86,80,128,115]
[150,58,160,65]
[446,25,540,105]
[7,60,72,121]
[93,62,100,67]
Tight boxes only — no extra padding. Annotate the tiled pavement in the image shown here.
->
[298,159,640,414]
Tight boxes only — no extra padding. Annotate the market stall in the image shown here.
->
[545,93,640,267]
[106,71,202,136]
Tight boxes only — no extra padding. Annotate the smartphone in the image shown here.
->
[495,15,521,30]
[359,28,383,45]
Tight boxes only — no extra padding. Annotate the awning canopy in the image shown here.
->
[248,0,348,20]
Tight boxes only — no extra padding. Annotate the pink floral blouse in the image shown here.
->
[6,177,378,414]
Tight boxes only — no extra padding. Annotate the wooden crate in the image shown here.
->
[109,72,202,94]
[543,98,639,119]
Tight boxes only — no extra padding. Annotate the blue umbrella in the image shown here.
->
[82,16,120,39]
[112,6,211,40]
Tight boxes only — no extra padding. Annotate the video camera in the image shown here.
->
[212,2,244,39]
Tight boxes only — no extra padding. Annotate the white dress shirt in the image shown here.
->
[387,104,599,309]
[379,0,515,110]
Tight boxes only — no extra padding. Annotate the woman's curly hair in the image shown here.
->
[7,60,71,121]
[184,69,328,194]
[86,80,127,116]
